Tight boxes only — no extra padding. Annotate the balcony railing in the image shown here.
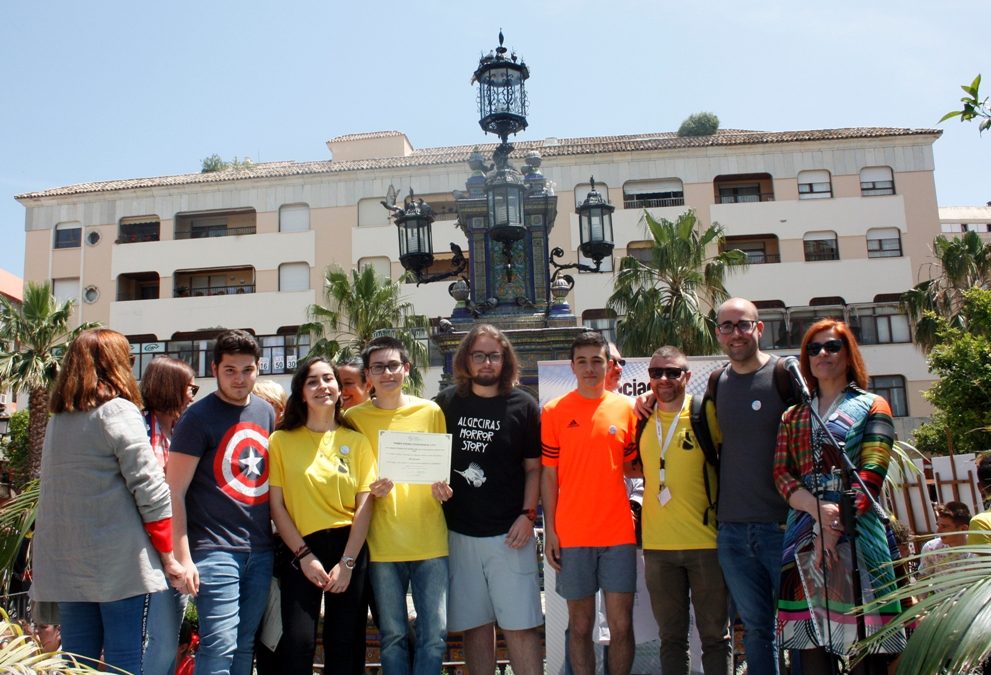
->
[116,233,160,244]
[623,196,686,209]
[804,252,840,262]
[174,284,256,297]
[745,253,781,264]
[175,226,257,240]
[716,193,775,204]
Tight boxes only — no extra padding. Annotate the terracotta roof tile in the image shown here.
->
[16,127,941,200]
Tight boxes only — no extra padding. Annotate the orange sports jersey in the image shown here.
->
[541,390,637,547]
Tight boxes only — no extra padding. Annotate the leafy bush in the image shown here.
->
[3,411,29,489]
[677,112,720,137]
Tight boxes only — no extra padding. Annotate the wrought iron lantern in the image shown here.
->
[473,30,529,139]
[576,177,615,265]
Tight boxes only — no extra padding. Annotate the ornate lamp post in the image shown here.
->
[549,176,615,289]
[385,189,467,285]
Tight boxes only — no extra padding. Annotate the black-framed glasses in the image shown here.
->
[648,367,686,380]
[610,357,626,367]
[716,320,757,335]
[805,339,843,356]
[368,361,404,376]
[188,384,200,396]
[470,351,503,365]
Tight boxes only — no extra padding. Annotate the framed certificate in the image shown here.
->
[377,430,452,484]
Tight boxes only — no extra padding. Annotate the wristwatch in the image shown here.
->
[341,555,356,570]
[521,508,537,523]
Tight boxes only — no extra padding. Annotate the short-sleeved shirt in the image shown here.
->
[170,393,275,552]
[541,390,637,547]
[638,396,717,551]
[343,397,448,562]
[435,387,541,537]
[269,426,376,537]
[968,511,991,545]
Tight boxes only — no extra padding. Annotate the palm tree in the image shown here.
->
[901,230,991,351]
[0,282,98,480]
[302,265,429,394]
[607,209,747,357]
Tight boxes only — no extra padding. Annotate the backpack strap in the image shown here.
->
[771,355,802,407]
[689,393,720,526]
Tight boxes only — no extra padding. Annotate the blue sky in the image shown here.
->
[1,0,988,279]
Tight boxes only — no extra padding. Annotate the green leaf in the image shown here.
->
[939,110,963,123]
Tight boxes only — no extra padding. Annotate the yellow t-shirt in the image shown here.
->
[343,397,448,562]
[968,511,991,545]
[268,425,375,537]
[639,396,718,550]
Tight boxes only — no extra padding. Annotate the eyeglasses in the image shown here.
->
[805,339,843,356]
[648,367,686,380]
[368,361,404,376]
[716,320,757,335]
[128,354,136,366]
[610,357,626,367]
[188,384,200,396]
[470,351,503,365]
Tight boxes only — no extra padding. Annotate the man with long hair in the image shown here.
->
[434,324,543,675]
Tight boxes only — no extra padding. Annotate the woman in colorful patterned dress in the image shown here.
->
[773,319,905,674]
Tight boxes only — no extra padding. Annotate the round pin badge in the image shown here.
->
[608,425,617,435]
[340,445,350,455]
[752,400,762,411]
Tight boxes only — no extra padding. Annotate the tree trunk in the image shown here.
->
[26,386,49,481]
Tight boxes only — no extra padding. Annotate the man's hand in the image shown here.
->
[634,392,655,420]
[370,478,394,498]
[431,481,453,503]
[504,514,534,549]
[544,529,562,572]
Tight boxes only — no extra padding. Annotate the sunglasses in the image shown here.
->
[648,367,686,380]
[611,357,626,367]
[805,339,843,356]
[188,384,200,396]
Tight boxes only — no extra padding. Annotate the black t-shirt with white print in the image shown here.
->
[435,386,541,537]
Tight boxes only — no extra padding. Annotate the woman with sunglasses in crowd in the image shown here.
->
[268,356,376,675]
[772,320,904,674]
[30,329,185,674]
[140,356,198,673]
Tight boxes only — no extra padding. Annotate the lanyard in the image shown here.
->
[654,397,689,486]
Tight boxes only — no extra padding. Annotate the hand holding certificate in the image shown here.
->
[377,430,453,484]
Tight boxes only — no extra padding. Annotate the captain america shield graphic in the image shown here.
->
[213,422,270,505]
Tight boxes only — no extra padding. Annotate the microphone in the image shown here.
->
[782,356,811,403]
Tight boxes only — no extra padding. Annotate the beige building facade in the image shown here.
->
[17,127,940,433]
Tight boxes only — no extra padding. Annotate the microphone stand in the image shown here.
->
[801,389,890,673]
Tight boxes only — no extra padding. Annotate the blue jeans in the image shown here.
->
[59,594,149,674]
[144,588,186,675]
[717,522,784,675]
[368,557,448,675]
[193,548,274,675]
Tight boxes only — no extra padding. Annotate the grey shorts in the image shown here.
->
[556,544,637,600]
[447,531,544,632]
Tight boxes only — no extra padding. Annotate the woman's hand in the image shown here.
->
[370,478,394,498]
[302,554,330,589]
[813,502,843,568]
[161,553,189,594]
[326,562,353,593]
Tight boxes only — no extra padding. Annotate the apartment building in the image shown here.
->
[16,126,941,432]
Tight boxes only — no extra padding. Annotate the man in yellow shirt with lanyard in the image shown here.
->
[631,346,732,675]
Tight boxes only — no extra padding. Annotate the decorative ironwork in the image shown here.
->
[384,188,468,285]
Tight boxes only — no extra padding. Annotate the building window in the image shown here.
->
[52,278,79,304]
[866,228,902,258]
[582,309,617,345]
[714,173,774,203]
[941,222,991,233]
[175,208,256,239]
[626,240,653,265]
[279,204,310,233]
[279,262,310,292]
[358,256,392,281]
[622,179,685,209]
[54,222,82,249]
[851,304,911,344]
[869,375,908,417]
[118,217,161,243]
[803,231,839,261]
[723,235,780,264]
[788,306,845,348]
[860,166,895,196]
[174,267,255,297]
[797,170,832,199]
[117,272,160,301]
[259,333,310,374]
[130,333,311,379]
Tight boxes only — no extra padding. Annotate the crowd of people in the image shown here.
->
[19,295,991,675]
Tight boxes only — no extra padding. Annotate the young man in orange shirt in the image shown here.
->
[542,331,639,675]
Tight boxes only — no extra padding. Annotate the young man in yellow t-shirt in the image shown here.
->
[634,345,731,675]
[343,336,448,675]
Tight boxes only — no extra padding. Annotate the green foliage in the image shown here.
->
[201,154,254,173]
[909,418,950,457]
[677,112,720,137]
[913,288,991,455]
[607,209,747,357]
[0,605,104,672]
[3,410,30,489]
[0,481,36,595]
[939,73,991,134]
[302,265,429,394]
[901,231,991,351]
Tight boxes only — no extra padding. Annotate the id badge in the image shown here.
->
[657,487,673,506]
